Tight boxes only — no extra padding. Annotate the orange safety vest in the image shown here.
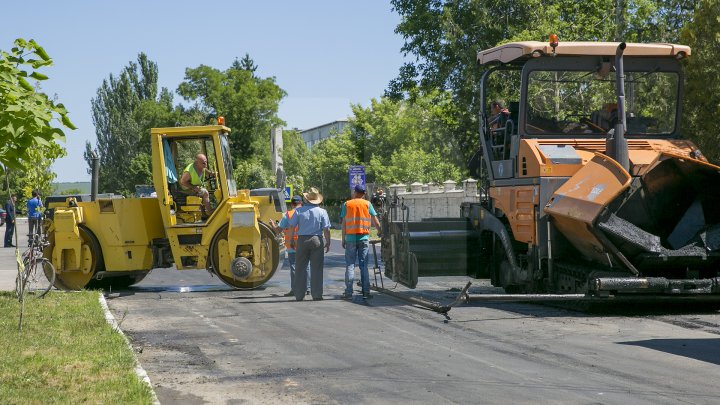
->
[344,198,372,235]
[283,209,299,249]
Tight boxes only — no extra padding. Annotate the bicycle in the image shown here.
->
[15,219,56,300]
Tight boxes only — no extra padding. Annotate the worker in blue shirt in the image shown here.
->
[27,190,43,244]
[287,187,331,301]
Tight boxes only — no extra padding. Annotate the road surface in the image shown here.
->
[105,243,720,404]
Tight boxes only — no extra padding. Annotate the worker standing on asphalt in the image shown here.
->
[4,195,16,248]
[27,190,43,244]
[273,195,310,297]
[341,184,381,300]
[287,187,331,301]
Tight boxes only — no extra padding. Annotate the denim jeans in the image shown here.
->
[345,239,370,295]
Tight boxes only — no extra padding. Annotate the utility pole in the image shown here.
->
[270,127,285,189]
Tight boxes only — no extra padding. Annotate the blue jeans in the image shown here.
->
[345,239,370,295]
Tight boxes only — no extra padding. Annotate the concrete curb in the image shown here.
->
[98,294,160,405]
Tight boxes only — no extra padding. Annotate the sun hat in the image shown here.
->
[302,187,324,204]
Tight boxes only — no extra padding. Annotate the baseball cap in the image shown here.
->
[291,195,302,203]
[354,184,366,193]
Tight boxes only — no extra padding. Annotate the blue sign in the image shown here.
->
[283,186,293,202]
[348,165,365,193]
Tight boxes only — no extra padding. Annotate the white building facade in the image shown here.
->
[300,119,348,149]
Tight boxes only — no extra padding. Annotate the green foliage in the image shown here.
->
[281,129,309,181]
[177,57,286,171]
[387,0,697,165]
[87,53,176,196]
[6,142,66,210]
[0,38,74,172]
[370,145,461,186]
[60,187,83,195]
[307,133,359,200]
[0,38,72,203]
[680,0,720,163]
[234,158,272,190]
[304,92,465,199]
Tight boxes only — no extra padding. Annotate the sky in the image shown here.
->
[1,1,407,182]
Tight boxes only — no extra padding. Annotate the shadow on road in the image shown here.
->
[618,338,720,365]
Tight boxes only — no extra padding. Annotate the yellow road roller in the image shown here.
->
[44,123,285,290]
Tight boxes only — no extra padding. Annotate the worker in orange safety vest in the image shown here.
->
[340,184,381,300]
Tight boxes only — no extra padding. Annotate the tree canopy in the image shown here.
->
[86,53,176,195]
[177,58,286,177]
[1,38,73,204]
[680,0,720,162]
[386,0,698,165]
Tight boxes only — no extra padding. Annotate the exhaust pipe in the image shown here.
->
[607,42,629,171]
[90,151,99,202]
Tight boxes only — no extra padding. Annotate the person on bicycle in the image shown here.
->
[179,153,216,216]
[27,190,43,245]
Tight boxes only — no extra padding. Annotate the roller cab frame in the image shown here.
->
[382,40,720,299]
[45,124,285,290]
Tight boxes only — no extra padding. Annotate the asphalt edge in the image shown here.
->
[98,293,160,405]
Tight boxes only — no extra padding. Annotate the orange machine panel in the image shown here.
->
[544,153,632,263]
[490,185,538,244]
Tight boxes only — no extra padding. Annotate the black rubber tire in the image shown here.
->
[209,222,280,289]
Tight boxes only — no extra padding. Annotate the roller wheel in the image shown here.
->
[209,222,280,289]
[49,225,104,290]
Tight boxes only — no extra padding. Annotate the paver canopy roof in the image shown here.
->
[477,41,691,65]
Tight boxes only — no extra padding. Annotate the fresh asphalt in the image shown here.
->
[2,231,720,404]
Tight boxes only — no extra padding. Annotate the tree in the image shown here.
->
[177,57,286,175]
[0,38,74,173]
[680,0,720,163]
[86,53,178,195]
[387,0,697,165]
[281,129,310,194]
[236,53,258,75]
[307,133,359,201]
[1,38,73,213]
[370,145,461,186]
[347,91,464,184]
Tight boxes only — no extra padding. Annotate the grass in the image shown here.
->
[329,228,381,241]
[0,291,154,404]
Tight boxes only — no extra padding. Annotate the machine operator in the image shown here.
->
[179,153,216,216]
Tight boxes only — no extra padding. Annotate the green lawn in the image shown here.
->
[329,228,381,241]
[0,291,154,404]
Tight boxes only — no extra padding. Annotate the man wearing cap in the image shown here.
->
[341,184,382,300]
[274,195,310,297]
[287,187,331,301]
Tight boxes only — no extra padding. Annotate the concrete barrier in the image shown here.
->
[388,179,480,221]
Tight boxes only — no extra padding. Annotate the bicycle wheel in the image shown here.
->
[24,258,56,298]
